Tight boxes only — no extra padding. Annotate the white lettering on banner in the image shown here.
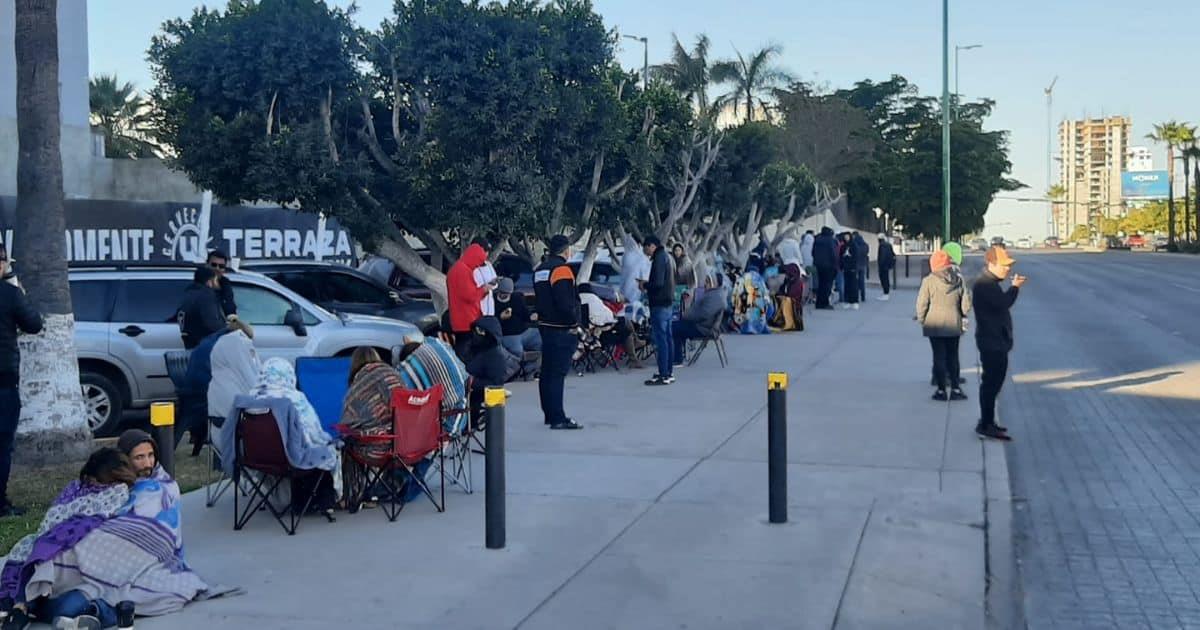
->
[264,230,283,257]
[162,208,210,261]
[97,230,112,260]
[62,229,156,262]
[244,229,262,258]
[302,231,318,257]
[1131,174,1160,182]
[336,231,351,256]
[223,229,243,258]
[284,230,302,257]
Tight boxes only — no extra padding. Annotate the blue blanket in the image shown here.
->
[217,395,340,477]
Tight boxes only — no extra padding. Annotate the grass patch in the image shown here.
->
[0,442,214,555]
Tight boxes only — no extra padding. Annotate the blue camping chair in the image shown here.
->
[294,357,352,436]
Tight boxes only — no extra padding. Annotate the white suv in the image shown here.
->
[70,266,423,435]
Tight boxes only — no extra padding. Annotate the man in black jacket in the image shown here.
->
[641,236,676,386]
[533,235,582,430]
[973,246,1026,441]
[0,244,44,516]
[876,234,896,301]
[812,227,838,309]
[206,249,237,318]
[177,266,228,350]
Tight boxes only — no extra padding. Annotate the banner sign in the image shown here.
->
[0,197,354,265]
[1121,170,1170,199]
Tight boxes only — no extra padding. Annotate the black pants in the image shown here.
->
[0,385,18,505]
[979,350,1009,429]
[539,327,574,425]
[929,336,961,390]
[879,264,892,294]
[815,266,835,308]
[842,268,860,304]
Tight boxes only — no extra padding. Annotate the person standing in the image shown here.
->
[641,236,676,386]
[533,235,583,430]
[471,237,499,318]
[811,227,838,310]
[876,234,896,301]
[840,233,860,310]
[0,244,43,516]
[447,240,489,359]
[177,265,227,350]
[973,246,1025,441]
[205,249,237,318]
[916,251,971,401]
[853,232,870,302]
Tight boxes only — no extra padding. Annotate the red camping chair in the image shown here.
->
[337,384,447,521]
[233,408,335,535]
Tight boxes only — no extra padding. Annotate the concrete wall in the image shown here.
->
[0,0,90,127]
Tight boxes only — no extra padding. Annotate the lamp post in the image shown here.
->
[622,34,649,91]
[954,44,981,107]
[941,0,951,242]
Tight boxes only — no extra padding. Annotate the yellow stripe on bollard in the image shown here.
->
[484,387,508,408]
[149,401,175,427]
[767,372,788,390]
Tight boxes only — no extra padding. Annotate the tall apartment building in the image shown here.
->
[1055,116,1130,238]
[1127,146,1154,172]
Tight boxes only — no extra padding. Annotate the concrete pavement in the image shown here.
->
[146,286,1003,630]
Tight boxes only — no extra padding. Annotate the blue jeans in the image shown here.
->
[36,590,117,627]
[835,270,845,301]
[671,320,703,365]
[501,328,542,370]
[650,307,674,378]
[0,385,19,504]
[857,264,867,301]
[538,327,574,425]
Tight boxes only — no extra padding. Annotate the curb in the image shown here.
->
[983,410,1024,630]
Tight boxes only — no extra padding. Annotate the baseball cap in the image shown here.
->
[496,277,514,294]
[985,245,1016,266]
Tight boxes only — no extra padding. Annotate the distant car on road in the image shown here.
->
[1152,235,1170,251]
[1043,237,1060,248]
[991,236,1006,247]
[1124,234,1147,249]
[1015,237,1033,249]
[969,238,989,252]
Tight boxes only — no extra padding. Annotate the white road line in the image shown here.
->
[1173,283,1200,294]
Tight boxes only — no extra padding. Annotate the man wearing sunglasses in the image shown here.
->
[205,249,238,318]
[0,243,44,516]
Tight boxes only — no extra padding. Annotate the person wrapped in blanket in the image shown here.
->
[729,271,775,335]
[0,438,235,629]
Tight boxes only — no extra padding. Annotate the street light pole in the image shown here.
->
[954,44,981,111]
[941,0,951,242]
[622,34,649,90]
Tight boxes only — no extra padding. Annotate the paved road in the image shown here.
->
[995,251,1200,629]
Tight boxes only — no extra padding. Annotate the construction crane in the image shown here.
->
[1044,76,1059,238]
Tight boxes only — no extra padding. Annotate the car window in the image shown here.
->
[113,279,190,323]
[232,284,299,326]
[70,280,114,322]
[271,272,325,303]
[322,272,388,304]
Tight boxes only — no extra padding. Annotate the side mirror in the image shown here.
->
[284,308,307,337]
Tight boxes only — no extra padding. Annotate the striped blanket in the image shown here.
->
[395,338,469,435]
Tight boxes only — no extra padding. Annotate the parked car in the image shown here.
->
[242,261,439,334]
[70,266,423,435]
[1153,234,1170,251]
[570,260,622,303]
[990,236,1006,247]
[1124,234,1147,249]
[1015,237,1033,249]
[968,238,989,252]
[1043,237,1060,248]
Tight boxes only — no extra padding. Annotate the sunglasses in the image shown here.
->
[209,262,227,270]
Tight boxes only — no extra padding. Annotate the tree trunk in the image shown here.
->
[576,230,602,284]
[1184,155,1192,243]
[1167,149,1176,247]
[375,236,448,312]
[14,0,90,464]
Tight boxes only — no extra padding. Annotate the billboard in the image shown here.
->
[1122,170,1170,199]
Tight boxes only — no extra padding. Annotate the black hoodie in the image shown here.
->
[467,316,509,389]
[177,283,227,350]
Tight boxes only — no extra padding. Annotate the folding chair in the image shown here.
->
[233,408,335,535]
[295,356,352,435]
[686,314,729,368]
[436,392,475,494]
[337,385,446,520]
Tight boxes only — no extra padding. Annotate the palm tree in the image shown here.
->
[711,44,793,124]
[14,0,90,459]
[651,34,716,116]
[89,74,160,158]
[1047,184,1067,238]
[1178,127,1198,243]
[1146,120,1191,247]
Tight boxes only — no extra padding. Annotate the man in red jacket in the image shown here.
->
[447,240,489,359]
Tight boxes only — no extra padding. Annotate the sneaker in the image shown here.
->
[644,375,669,386]
[976,426,1012,441]
[950,389,968,401]
[852,303,860,310]
[932,390,949,401]
[995,424,1008,432]
[3,608,30,630]
[663,375,676,384]
[53,615,102,630]
[549,420,584,430]
[877,294,890,301]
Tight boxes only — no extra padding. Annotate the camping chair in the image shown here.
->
[337,385,447,520]
[573,304,621,375]
[434,396,475,495]
[686,313,730,369]
[295,356,352,435]
[233,407,335,535]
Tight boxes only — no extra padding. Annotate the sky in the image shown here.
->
[87,0,1200,241]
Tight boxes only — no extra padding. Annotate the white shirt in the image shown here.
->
[580,293,616,326]
[474,263,497,316]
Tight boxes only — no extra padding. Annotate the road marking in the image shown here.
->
[1173,283,1200,294]
[1138,314,1150,320]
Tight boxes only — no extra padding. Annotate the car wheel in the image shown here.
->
[80,371,124,436]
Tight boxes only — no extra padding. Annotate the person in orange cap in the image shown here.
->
[916,250,971,402]
[972,246,1026,441]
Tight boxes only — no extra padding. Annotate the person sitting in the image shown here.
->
[465,317,510,427]
[578,284,643,369]
[393,336,470,436]
[341,347,404,462]
[673,276,730,364]
[1,447,233,629]
[180,319,257,455]
[495,278,541,375]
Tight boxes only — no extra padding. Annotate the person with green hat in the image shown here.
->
[942,241,963,266]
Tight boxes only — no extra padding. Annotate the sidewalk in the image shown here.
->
[147,287,1005,630]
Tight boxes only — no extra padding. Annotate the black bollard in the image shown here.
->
[150,402,175,478]
[905,253,911,277]
[893,262,898,289]
[484,387,507,549]
[767,373,788,524]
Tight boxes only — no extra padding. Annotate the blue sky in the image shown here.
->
[88,0,1200,240]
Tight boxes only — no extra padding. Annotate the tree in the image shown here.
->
[774,81,876,187]
[1180,134,1198,243]
[89,74,161,158]
[1146,120,1193,248]
[1069,224,1090,243]
[14,0,90,462]
[651,34,718,118]
[710,44,792,124]
[1047,184,1067,236]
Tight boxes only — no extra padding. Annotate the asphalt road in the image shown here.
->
[989,251,1200,629]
